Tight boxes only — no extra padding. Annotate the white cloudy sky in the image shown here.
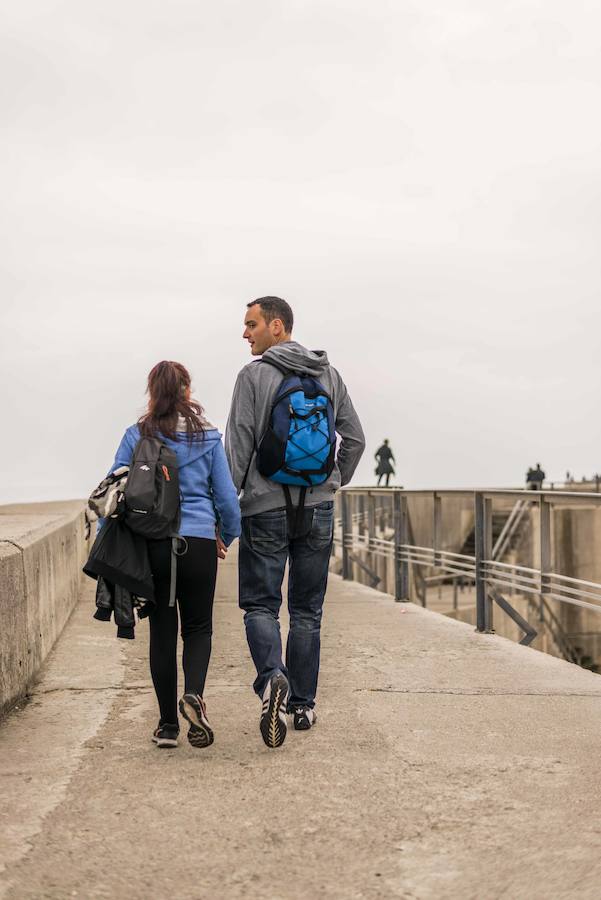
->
[1,0,600,503]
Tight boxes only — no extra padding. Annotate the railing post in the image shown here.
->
[357,494,365,538]
[400,493,410,601]
[433,492,442,570]
[540,497,551,624]
[341,491,352,581]
[475,492,494,633]
[367,491,376,582]
[393,491,409,602]
[367,492,376,537]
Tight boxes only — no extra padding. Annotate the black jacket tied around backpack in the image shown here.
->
[83,518,155,639]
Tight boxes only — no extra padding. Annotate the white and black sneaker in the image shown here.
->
[152,722,179,748]
[179,693,214,748]
[292,706,316,731]
[260,673,289,749]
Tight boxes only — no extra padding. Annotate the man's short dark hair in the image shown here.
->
[247,296,294,333]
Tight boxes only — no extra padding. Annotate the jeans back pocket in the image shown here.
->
[247,510,288,554]
[306,504,334,551]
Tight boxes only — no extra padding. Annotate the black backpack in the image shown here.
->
[124,437,182,607]
[124,436,181,538]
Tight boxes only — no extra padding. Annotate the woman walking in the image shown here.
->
[107,361,240,749]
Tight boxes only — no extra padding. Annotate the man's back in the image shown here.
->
[225,340,365,517]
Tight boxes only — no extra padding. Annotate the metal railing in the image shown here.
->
[336,488,601,644]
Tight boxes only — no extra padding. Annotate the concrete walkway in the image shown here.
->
[2,554,601,899]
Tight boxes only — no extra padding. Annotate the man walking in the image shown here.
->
[225,297,365,748]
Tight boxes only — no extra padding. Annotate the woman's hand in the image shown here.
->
[216,533,228,559]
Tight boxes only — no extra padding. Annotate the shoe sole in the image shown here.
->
[152,735,178,748]
[179,694,214,748]
[260,675,289,749]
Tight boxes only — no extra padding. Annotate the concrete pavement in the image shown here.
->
[1,551,601,899]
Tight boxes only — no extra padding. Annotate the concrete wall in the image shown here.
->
[552,505,601,665]
[0,501,90,716]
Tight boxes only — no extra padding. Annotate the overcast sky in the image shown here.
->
[1,0,600,503]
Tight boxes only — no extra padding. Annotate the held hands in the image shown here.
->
[216,531,228,559]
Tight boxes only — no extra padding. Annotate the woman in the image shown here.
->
[108,360,241,749]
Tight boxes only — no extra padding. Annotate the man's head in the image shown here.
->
[243,296,294,355]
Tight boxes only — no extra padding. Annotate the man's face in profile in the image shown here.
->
[243,304,277,356]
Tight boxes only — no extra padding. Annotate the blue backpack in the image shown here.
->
[257,358,336,534]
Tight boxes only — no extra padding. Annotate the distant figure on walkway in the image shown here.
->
[526,463,545,490]
[375,439,395,487]
[89,361,240,750]
[226,296,365,748]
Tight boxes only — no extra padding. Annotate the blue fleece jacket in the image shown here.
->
[109,425,241,546]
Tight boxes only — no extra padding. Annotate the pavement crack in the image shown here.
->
[36,684,151,696]
[1,538,24,551]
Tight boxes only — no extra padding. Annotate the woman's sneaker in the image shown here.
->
[152,722,179,748]
[178,693,214,748]
[292,706,317,731]
[260,673,289,749]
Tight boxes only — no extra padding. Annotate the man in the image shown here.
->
[225,296,365,749]
[375,439,395,487]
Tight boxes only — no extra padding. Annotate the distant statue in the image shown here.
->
[375,439,395,487]
[526,463,545,490]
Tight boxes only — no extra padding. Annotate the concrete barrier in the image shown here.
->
[0,501,90,716]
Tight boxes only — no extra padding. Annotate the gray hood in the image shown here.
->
[262,341,329,377]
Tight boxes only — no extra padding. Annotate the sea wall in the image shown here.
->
[0,501,90,716]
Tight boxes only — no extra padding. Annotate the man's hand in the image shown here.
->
[216,533,228,559]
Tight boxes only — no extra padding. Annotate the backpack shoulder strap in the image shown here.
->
[131,435,163,462]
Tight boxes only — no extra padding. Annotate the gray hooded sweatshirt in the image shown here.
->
[225,341,366,517]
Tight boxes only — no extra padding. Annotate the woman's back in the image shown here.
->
[112,421,240,545]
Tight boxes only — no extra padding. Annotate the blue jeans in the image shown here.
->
[239,501,334,709]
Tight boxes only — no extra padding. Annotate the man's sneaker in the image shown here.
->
[292,706,317,731]
[260,673,289,749]
[152,722,179,748]
[178,693,214,748]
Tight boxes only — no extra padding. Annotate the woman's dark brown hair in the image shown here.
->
[138,361,205,442]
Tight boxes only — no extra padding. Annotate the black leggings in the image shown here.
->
[147,537,217,726]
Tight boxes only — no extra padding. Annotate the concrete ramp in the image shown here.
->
[1,553,601,899]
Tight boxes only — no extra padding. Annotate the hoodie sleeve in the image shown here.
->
[110,426,137,472]
[225,367,256,493]
[97,427,137,533]
[332,369,366,486]
[210,440,242,546]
